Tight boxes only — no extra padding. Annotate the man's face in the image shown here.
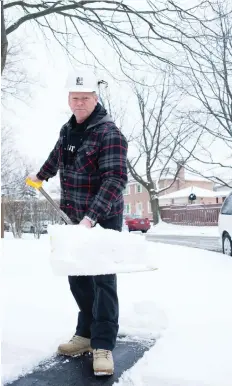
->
[68,92,98,123]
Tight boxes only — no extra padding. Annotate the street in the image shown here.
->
[146,234,222,253]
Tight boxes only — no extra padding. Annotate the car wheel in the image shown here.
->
[142,230,147,233]
[222,233,232,256]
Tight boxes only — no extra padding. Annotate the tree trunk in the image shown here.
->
[1,196,5,239]
[1,1,8,74]
[150,196,159,225]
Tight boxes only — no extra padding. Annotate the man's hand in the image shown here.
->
[27,174,42,183]
[79,218,92,228]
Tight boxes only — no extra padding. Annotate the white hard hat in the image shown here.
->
[65,69,98,92]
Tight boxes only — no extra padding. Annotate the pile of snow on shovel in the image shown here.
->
[48,224,158,276]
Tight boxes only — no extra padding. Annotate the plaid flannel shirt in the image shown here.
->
[37,114,128,224]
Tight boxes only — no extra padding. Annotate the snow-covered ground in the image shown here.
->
[2,232,232,386]
[149,221,219,237]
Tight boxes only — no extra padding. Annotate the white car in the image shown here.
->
[218,192,232,256]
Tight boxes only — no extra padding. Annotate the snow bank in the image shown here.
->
[115,245,232,386]
[149,221,219,237]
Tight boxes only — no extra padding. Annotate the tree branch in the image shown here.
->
[1,1,8,74]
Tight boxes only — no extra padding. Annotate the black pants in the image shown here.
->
[68,214,123,351]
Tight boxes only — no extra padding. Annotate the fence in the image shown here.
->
[160,204,222,226]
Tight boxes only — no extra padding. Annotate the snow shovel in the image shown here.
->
[26,178,73,225]
[25,178,158,276]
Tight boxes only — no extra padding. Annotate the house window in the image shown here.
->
[136,184,142,193]
[136,202,143,215]
[124,203,131,214]
[123,185,130,195]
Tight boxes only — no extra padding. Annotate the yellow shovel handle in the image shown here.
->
[26,177,43,190]
[25,177,73,224]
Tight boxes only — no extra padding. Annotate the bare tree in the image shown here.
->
[1,126,13,182]
[177,1,232,187]
[4,170,28,238]
[2,161,36,237]
[184,2,232,142]
[1,125,62,237]
[42,200,63,224]
[1,125,16,236]
[28,198,45,239]
[1,1,8,74]
[1,125,21,192]
[2,1,227,76]
[1,132,33,195]
[180,146,232,188]
[127,73,201,224]
[99,83,127,131]
[1,40,30,102]
[29,197,64,238]
[4,198,27,238]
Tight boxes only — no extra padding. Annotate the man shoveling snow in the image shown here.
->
[28,69,128,377]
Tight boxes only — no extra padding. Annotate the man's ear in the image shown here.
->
[93,91,98,102]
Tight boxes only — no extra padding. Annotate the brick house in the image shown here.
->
[123,167,223,218]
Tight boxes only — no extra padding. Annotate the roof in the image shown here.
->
[184,172,209,182]
[128,170,209,184]
[150,170,208,182]
[159,186,226,200]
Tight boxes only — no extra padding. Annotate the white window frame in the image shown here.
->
[123,185,131,195]
[136,202,143,215]
[136,183,142,193]
[124,203,131,215]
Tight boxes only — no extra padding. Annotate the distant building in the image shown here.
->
[158,186,228,206]
[123,167,230,218]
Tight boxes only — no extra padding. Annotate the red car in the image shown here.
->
[125,215,151,233]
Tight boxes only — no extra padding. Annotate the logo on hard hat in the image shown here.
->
[76,77,83,86]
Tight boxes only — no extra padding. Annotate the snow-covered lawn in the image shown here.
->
[149,221,220,237]
[2,233,232,386]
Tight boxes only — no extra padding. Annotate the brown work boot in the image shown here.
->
[93,349,114,376]
[57,335,92,357]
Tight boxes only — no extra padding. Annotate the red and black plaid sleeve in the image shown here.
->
[85,127,128,222]
[36,130,63,181]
